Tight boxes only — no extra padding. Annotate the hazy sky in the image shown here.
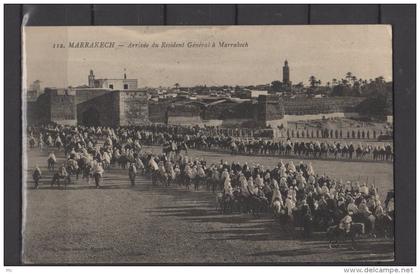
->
[22,25,392,89]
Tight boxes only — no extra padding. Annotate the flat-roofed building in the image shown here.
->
[88,69,138,90]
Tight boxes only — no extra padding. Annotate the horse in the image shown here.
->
[176,142,188,155]
[217,193,236,214]
[385,145,393,161]
[326,222,365,249]
[149,169,160,186]
[162,141,178,159]
[247,195,269,216]
[50,170,71,189]
[284,143,293,156]
[29,137,36,148]
[65,160,79,183]
[158,170,169,187]
[93,172,102,188]
[128,167,137,186]
[230,142,238,155]
[375,214,394,238]
[118,155,129,169]
[55,139,63,151]
[47,157,56,171]
[356,147,364,160]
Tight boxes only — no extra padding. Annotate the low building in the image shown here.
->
[236,89,268,99]
[88,69,138,90]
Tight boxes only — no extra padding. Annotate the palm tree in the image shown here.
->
[376,76,385,83]
[351,76,357,86]
[332,78,338,86]
[174,83,180,89]
[309,76,317,88]
[345,72,353,82]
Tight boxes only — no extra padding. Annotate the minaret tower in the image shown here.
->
[88,69,95,88]
[282,60,290,85]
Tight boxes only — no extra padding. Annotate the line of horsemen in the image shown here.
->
[29,124,394,246]
[29,124,393,163]
[150,124,392,161]
[164,134,393,161]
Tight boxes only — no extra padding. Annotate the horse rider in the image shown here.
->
[248,176,258,195]
[271,179,282,205]
[288,161,296,173]
[307,162,315,176]
[284,193,296,218]
[196,164,206,191]
[254,174,264,189]
[359,183,369,196]
[239,173,250,198]
[358,198,376,237]
[47,151,57,171]
[32,165,42,189]
[223,176,233,199]
[47,135,53,146]
[339,210,353,235]
[148,156,159,184]
[58,163,67,177]
[92,161,104,188]
[135,157,145,174]
[39,136,45,151]
[387,197,394,219]
[128,162,137,186]
[51,164,68,187]
[55,135,62,149]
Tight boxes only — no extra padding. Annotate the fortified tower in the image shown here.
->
[257,94,285,127]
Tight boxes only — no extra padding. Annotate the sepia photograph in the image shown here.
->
[21,25,394,264]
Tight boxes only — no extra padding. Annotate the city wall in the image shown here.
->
[149,102,168,123]
[30,88,369,129]
[282,97,365,115]
[167,116,203,126]
[118,91,149,126]
[75,88,112,104]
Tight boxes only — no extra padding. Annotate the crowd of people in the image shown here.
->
[27,124,395,241]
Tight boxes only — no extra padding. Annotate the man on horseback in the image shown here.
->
[46,134,53,147]
[338,210,353,235]
[128,162,137,186]
[29,135,36,148]
[55,135,63,151]
[66,157,79,181]
[51,164,68,188]
[47,151,57,171]
[32,165,42,189]
[148,156,159,185]
[92,161,104,188]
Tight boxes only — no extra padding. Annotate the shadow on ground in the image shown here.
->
[25,167,395,262]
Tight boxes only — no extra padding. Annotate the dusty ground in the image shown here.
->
[22,147,394,264]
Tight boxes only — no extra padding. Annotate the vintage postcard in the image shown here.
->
[22,26,394,264]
